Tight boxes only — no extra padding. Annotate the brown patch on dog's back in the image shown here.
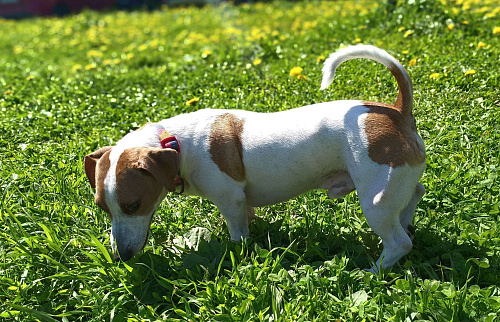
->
[363,102,425,167]
[209,113,246,181]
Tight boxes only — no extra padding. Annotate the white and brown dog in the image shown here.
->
[85,45,425,272]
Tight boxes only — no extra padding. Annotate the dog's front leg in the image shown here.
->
[213,189,250,241]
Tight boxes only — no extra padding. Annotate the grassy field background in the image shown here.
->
[1,0,499,320]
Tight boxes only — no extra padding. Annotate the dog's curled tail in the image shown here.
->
[320,45,413,117]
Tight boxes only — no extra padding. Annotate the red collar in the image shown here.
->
[159,129,183,193]
[159,129,180,153]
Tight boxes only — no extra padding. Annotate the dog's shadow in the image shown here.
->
[125,216,368,310]
[125,215,497,313]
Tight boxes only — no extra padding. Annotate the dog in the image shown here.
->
[84,45,426,272]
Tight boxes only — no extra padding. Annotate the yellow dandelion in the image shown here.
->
[353,38,362,44]
[464,69,476,76]
[202,49,212,58]
[402,50,409,54]
[72,64,82,72]
[87,49,103,59]
[317,55,325,63]
[447,23,455,31]
[409,58,417,66]
[297,74,307,80]
[289,67,303,77]
[403,30,413,38]
[26,75,35,81]
[462,21,469,25]
[253,58,262,66]
[85,63,96,70]
[398,27,405,32]
[186,97,199,106]
[138,44,148,52]
[493,27,500,35]
[477,42,486,49]
[13,45,23,55]
[429,73,440,79]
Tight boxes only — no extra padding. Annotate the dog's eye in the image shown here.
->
[124,202,140,212]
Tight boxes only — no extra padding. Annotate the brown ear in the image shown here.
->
[136,148,179,192]
[84,146,113,189]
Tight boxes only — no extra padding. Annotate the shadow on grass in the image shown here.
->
[410,228,499,286]
[124,215,499,317]
[125,216,370,312]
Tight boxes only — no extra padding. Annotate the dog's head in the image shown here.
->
[84,126,179,261]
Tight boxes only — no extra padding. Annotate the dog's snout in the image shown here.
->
[114,246,134,262]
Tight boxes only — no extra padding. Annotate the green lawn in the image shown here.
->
[1,0,499,320]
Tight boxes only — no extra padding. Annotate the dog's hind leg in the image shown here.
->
[362,203,413,273]
[354,167,420,272]
[399,183,425,239]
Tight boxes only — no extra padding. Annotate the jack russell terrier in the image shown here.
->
[85,45,426,272]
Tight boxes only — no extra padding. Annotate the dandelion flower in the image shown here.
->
[464,69,476,76]
[26,75,35,81]
[353,38,362,44]
[297,74,307,80]
[477,42,486,49]
[493,27,500,35]
[186,97,199,106]
[447,23,454,31]
[87,50,103,59]
[402,50,409,54]
[462,21,469,25]
[398,27,405,32]
[202,49,212,58]
[289,67,303,77]
[409,58,417,66]
[317,55,325,63]
[429,73,440,79]
[72,64,82,72]
[403,30,413,38]
[13,45,23,55]
[253,58,262,66]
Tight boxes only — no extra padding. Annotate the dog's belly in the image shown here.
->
[244,170,354,207]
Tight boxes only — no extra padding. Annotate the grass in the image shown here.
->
[0,0,499,320]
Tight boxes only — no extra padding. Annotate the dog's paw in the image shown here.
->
[363,267,378,274]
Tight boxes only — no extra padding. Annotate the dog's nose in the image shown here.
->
[114,247,134,262]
